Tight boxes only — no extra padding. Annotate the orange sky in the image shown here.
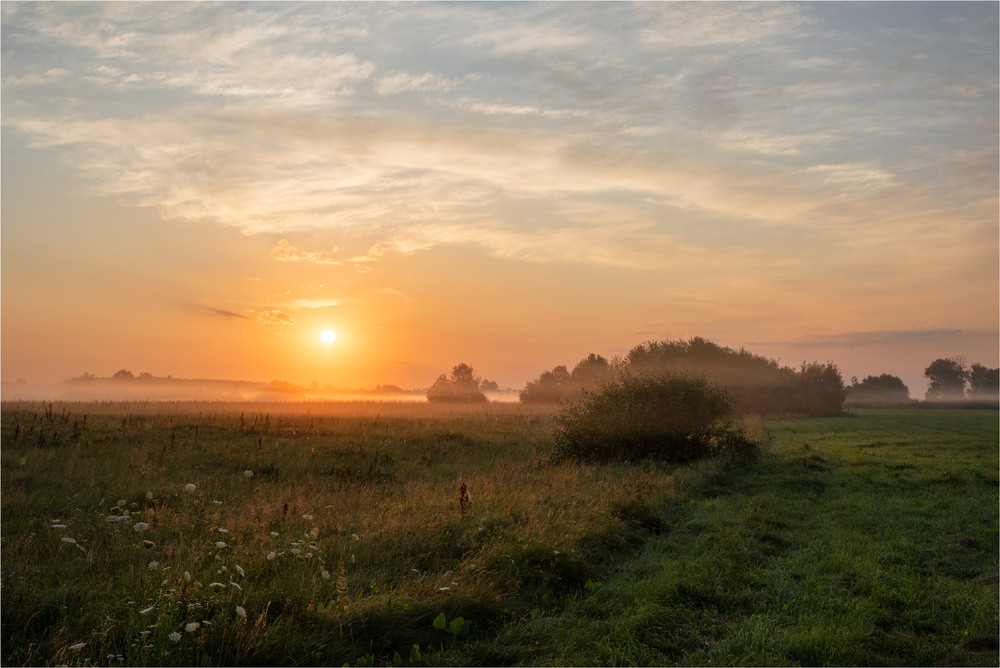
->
[2,2,997,397]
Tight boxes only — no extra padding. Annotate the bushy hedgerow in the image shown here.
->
[551,373,760,463]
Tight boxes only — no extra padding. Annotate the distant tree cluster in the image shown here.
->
[924,357,999,401]
[521,337,846,416]
[427,363,490,403]
[519,353,612,403]
[846,374,911,405]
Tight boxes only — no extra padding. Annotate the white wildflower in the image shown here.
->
[117,499,127,507]
[212,500,222,504]
[208,582,225,589]
[302,514,313,520]
[106,516,123,523]
[184,571,192,582]
[215,541,227,548]
[185,622,199,632]
[321,570,331,579]
[184,484,196,492]
[217,528,228,533]
[244,470,254,478]
[68,643,85,651]
[266,551,276,560]
[146,490,154,500]
[270,531,279,537]
[169,632,181,642]
[140,631,151,637]
[290,548,301,555]
[50,524,66,529]
[133,522,149,532]
[236,605,246,618]
[229,581,242,591]
[439,587,451,591]
[61,537,77,544]
[235,564,245,577]
[139,605,155,614]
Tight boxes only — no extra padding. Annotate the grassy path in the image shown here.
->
[499,409,999,666]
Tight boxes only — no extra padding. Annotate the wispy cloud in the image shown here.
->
[271,240,340,265]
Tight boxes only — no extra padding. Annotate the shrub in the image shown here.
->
[551,373,759,463]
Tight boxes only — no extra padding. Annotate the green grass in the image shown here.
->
[1,402,997,666]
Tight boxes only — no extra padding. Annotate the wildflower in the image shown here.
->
[139,605,155,614]
[212,500,222,504]
[290,548,301,555]
[61,537,77,544]
[236,606,247,618]
[184,571,192,582]
[185,622,200,632]
[169,632,181,642]
[106,515,123,523]
[208,582,225,589]
[235,564,245,577]
[217,528,229,533]
[140,631,151,637]
[270,531,279,537]
[184,484,196,492]
[439,587,451,591]
[302,514,313,520]
[117,499,127,507]
[50,524,66,529]
[244,470,254,478]
[69,643,86,651]
[229,581,242,591]
[321,570,331,579]
[133,522,149,532]
[215,541,227,548]
[146,490,154,500]
[266,551,276,560]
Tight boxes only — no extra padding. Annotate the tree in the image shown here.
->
[112,369,135,380]
[847,374,910,404]
[427,363,488,403]
[924,357,968,400]
[967,363,999,399]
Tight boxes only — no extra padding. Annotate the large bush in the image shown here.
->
[552,373,759,463]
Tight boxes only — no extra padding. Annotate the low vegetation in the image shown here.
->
[552,372,760,463]
[1,401,997,666]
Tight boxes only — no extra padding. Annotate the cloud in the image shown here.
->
[750,328,996,349]
[246,309,296,326]
[271,240,340,265]
[373,71,465,95]
[209,308,250,320]
[291,299,345,309]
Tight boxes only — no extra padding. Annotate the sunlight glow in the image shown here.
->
[321,330,337,344]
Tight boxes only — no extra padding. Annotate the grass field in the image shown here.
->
[1,401,997,666]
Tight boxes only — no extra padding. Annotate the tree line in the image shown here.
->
[429,339,999,411]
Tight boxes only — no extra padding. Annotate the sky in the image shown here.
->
[2,1,998,397]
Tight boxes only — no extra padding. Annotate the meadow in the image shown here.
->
[1,400,997,666]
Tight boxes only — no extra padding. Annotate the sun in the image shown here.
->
[320,329,337,344]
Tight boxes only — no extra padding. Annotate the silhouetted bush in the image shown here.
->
[552,373,759,463]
